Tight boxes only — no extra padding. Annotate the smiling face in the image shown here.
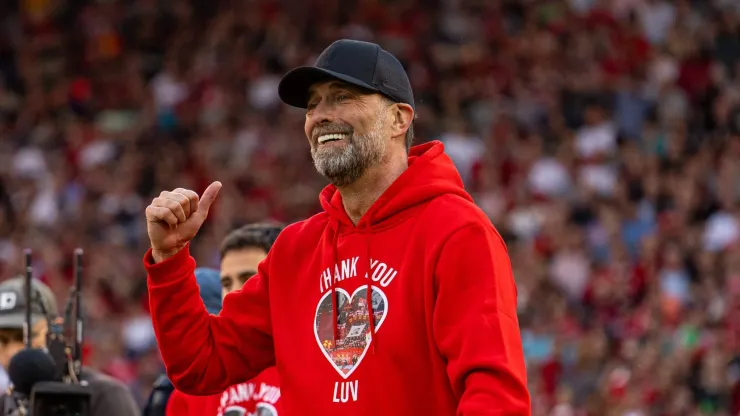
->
[304,81,394,187]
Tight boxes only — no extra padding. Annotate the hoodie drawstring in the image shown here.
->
[330,221,377,354]
[331,223,340,344]
[365,228,376,354]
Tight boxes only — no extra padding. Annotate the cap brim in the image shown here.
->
[278,67,379,109]
[0,313,44,329]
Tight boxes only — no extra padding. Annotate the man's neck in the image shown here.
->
[339,156,408,225]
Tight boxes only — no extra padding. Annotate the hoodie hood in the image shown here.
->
[319,140,471,228]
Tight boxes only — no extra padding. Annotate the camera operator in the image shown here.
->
[0,276,139,415]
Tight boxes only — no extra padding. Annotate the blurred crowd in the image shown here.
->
[2,0,740,414]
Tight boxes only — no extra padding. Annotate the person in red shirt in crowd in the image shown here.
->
[163,224,284,416]
[144,39,529,414]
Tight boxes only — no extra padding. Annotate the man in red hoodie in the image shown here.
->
[144,39,530,415]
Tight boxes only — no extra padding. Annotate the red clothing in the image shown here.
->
[146,141,530,415]
[208,367,281,416]
[165,390,214,416]
[166,368,280,416]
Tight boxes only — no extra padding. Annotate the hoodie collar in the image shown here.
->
[319,140,471,230]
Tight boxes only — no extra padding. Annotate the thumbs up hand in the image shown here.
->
[145,181,223,263]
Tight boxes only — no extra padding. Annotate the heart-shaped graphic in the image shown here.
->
[314,286,388,379]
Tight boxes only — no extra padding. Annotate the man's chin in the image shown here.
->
[326,177,357,188]
[312,146,366,187]
[317,169,356,187]
[315,164,363,187]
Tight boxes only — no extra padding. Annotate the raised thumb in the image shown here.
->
[199,181,223,213]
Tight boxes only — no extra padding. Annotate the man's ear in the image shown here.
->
[391,103,414,140]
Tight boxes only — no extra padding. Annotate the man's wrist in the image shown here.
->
[151,248,180,263]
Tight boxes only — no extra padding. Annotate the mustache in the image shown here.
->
[312,123,353,141]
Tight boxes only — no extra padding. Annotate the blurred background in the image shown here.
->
[1,0,740,414]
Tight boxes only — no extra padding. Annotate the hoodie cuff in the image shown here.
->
[144,244,195,285]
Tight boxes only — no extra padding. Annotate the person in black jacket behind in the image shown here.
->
[0,276,139,416]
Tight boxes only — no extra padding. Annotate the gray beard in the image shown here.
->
[311,130,385,187]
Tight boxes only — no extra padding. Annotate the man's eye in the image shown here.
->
[336,94,349,102]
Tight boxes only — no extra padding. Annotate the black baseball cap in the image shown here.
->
[278,39,415,111]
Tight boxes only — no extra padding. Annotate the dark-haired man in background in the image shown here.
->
[0,277,139,416]
[218,223,284,297]
[144,223,284,416]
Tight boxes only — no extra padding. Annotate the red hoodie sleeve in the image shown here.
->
[433,223,531,415]
[146,244,275,395]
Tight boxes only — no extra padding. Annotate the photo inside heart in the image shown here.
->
[314,286,388,378]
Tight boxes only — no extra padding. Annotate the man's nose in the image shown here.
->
[309,100,335,124]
